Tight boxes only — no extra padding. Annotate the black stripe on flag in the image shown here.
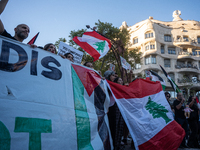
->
[94,85,111,150]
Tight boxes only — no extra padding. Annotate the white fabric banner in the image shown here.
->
[0,36,112,150]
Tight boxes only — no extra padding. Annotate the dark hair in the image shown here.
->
[188,96,194,103]
[84,62,90,66]
[43,43,54,50]
[188,96,197,109]
[165,92,170,97]
[104,70,115,81]
[114,77,124,85]
[64,53,74,59]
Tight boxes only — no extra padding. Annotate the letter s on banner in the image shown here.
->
[41,56,62,80]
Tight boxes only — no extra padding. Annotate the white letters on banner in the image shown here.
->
[57,41,83,64]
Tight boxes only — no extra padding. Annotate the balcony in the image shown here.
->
[173,38,198,47]
[177,77,200,85]
[175,64,199,70]
[177,51,200,59]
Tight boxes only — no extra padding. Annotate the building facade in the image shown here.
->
[122,10,200,98]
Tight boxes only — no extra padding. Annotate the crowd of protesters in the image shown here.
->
[1,1,200,150]
[165,92,200,149]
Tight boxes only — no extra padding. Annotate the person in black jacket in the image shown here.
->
[187,96,200,148]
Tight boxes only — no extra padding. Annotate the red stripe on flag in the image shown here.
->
[73,36,101,61]
[83,31,112,48]
[27,32,39,45]
[72,64,101,96]
[138,120,185,150]
[196,97,199,104]
[107,78,163,99]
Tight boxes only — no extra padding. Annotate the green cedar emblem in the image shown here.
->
[145,97,171,124]
[93,41,106,53]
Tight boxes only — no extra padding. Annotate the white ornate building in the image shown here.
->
[123,10,200,98]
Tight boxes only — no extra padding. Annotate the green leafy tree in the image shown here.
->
[56,20,142,81]
[145,97,171,124]
[55,38,67,49]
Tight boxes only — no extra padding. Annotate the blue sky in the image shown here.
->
[1,0,199,47]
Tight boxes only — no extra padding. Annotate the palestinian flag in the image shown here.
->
[71,64,113,150]
[106,79,185,150]
[27,32,39,45]
[73,31,112,61]
[159,65,181,93]
[147,70,166,90]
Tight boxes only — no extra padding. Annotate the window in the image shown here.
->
[145,45,149,51]
[197,36,200,43]
[183,36,189,42]
[145,32,153,39]
[133,38,138,44]
[135,64,141,69]
[164,59,171,67]
[164,35,172,42]
[199,62,200,69]
[145,43,155,51]
[168,47,176,55]
[151,56,156,64]
[168,73,175,81]
[145,56,151,65]
[192,49,197,56]
[161,45,164,54]
[177,61,184,66]
[150,44,155,49]
[145,55,156,65]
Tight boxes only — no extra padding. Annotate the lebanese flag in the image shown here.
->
[106,78,185,150]
[73,31,112,61]
[27,32,39,45]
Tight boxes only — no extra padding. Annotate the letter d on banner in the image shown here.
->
[0,40,28,72]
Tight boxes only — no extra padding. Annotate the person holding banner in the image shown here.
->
[0,0,30,42]
[64,53,74,62]
[84,62,94,69]
[43,43,57,54]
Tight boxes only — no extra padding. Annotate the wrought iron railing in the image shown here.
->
[175,64,199,70]
[177,78,200,83]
